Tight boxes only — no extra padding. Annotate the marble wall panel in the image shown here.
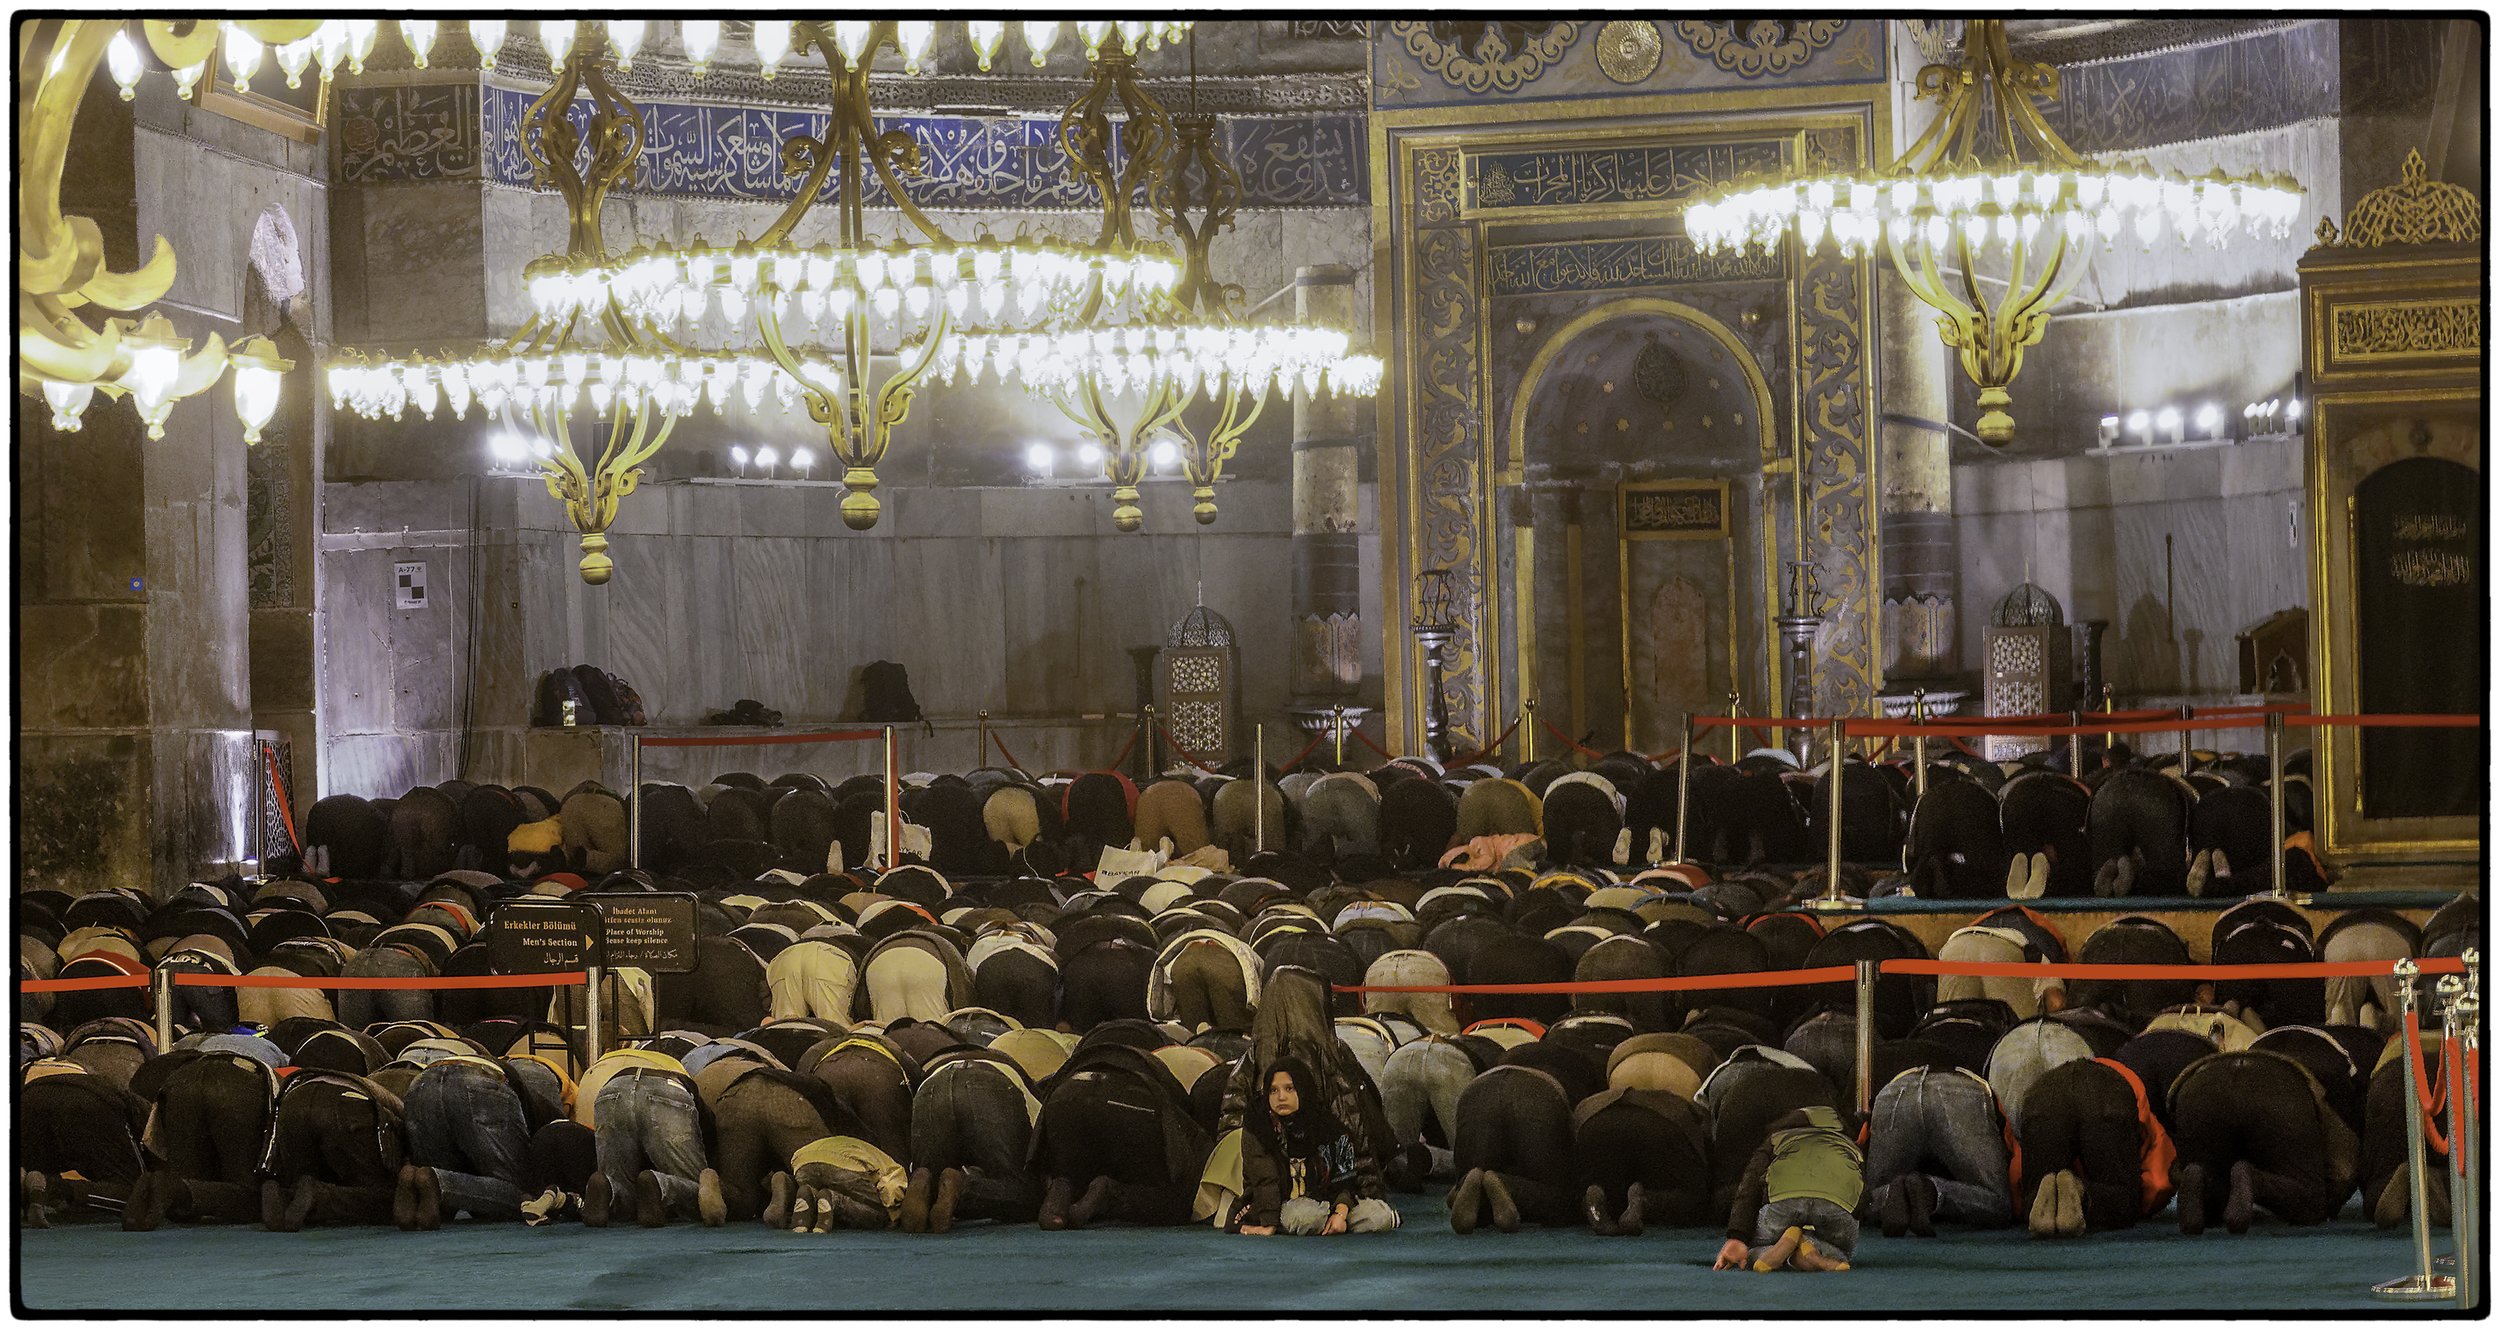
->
[385,545,461,734]
[20,402,147,604]
[137,129,240,321]
[731,538,814,715]
[998,536,1103,716]
[324,732,461,801]
[318,546,400,736]
[17,735,154,895]
[17,605,151,731]
[889,539,1009,716]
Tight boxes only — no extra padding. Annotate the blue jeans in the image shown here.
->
[1866,1068,2015,1228]
[405,1062,532,1221]
[594,1072,708,1218]
[1752,1196,1859,1260]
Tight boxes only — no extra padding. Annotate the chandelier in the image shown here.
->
[1684,19,2303,446]
[931,38,1383,531]
[557,20,1192,533]
[319,19,1192,584]
[21,20,297,445]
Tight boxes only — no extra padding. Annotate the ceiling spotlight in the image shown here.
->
[731,444,750,477]
[1076,442,1104,467]
[2125,409,2150,436]
[1024,443,1055,475]
[792,447,814,476]
[1149,438,1180,470]
[755,445,780,471]
[2194,403,2222,436]
[2285,396,2304,422]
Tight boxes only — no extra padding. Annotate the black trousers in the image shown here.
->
[17,1079,145,1202]
[814,1048,914,1163]
[974,953,1060,1032]
[1037,1074,1194,1225]
[2168,1052,2342,1225]
[911,1064,1040,1222]
[529,1120,598,1197]
[268,1082,402,1224]
[2018,1060,2146,1231]
[1454,1071,1577,1226]
[1574,1098,1711,1224]
[155,1058,273,1223]
[1059,945,1154,1034]
[713,1078,833,1221]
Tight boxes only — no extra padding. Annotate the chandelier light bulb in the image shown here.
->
[1022,20,1061,67]
[470,19,508,69]
[680,18,720,71]
[896,20,936,73]
[341,18,379,74]
[229,338,288,445]
[966,19,1005,70]
[42,381,95,433]
[753,20,793,77]
[222,24,264,94]
[275,37,316,89]
[106,29,141,100]
[400,18,437,68]
[541,20,578,69]
[607,19,645,70]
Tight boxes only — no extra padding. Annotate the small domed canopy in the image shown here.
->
[1993,582,2064,628]
[1168,604,1235,648]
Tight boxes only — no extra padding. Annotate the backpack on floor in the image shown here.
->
[534,668,593,727]
[861,661,924,723]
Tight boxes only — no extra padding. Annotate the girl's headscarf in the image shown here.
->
[1248,1055,1350,1188]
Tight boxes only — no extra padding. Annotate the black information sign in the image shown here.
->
[576,892,700,974]
[486,899,604,975]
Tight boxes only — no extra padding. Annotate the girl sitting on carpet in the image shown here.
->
[1714,1105,1865,1273]
[1231,1059,1398,1236]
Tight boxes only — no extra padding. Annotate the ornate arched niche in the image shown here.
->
[1506,302,1773,754]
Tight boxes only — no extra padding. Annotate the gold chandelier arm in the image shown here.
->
[231,19,323,47]
[21,22,180,315]
[138,18,218,71]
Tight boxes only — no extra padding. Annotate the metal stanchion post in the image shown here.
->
[2068,709,2083,777]
[628,734,643,871]
[583,964,605,1066]
[1255,724,1267,855]
[1725,690,1742,764]
[977,709,990,769]
[2264,713,2290,899]
[151,965,175,1049]
[1672,713,1693,866]
[1811,717,1845,909]
[1853,959,1877,1117]
[1331,703,1346,768]
[2441,974,2475,1307]
[1911,688,1930,806]
[883,726,900,870]
[2374,959,2456,1299]
[2101,683,2115,752]
[2178,704,2194,775]
[1523,698,1537,764]
[1142,703,1159,778]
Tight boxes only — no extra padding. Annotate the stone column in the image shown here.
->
[1287,265,1368,749]
[1875,265,1964,702]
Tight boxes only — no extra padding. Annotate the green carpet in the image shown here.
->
[15,1197,2467,1314]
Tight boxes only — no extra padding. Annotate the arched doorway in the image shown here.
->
[1504,300,1776,755]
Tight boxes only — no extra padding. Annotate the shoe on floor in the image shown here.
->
[697,1168,727,1228]
[1581,1184,1617,1236]
[791,1186,818,1233]
[2026,1175,2060,1238]
[635,1170,668,1229]
[1904,1172,1937,1237]
[1039,1177,1076,1231]
[929,1167,964,1235]
[1754,1224,1804,1272]
[2051,1169,2084,1238]
[1066,1175,1113,1230]
[1617,1182,1645,1238]
[412,1165,442,1231]
[762,1172,794,1231]
[1481,1171,1520,1234]
[390,1165,419,1233]
[2176,1162,2207,1236]
[583,1172,613,1229]
[900,1167,935,1233]
[1448,1168,1485,1235]
[2224,1160,2255,1235]
[287,1179,327,1232]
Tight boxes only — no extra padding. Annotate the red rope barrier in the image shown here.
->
[1350,727,1397,760]
[1538,715,1608,760]
[1451,715,1525,768]
[1152,724,1225,776]
[989,730,1028,774]
[176,971,589,990]
[1102,727,1138,773]
[1278,731,1330,774]
[262,742,302,857]
[2407,1008,2450,1155]
[634,730,884,749]
[1344,966,1858,996]
[1685,710,2480,741]
[20,974,152,993]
